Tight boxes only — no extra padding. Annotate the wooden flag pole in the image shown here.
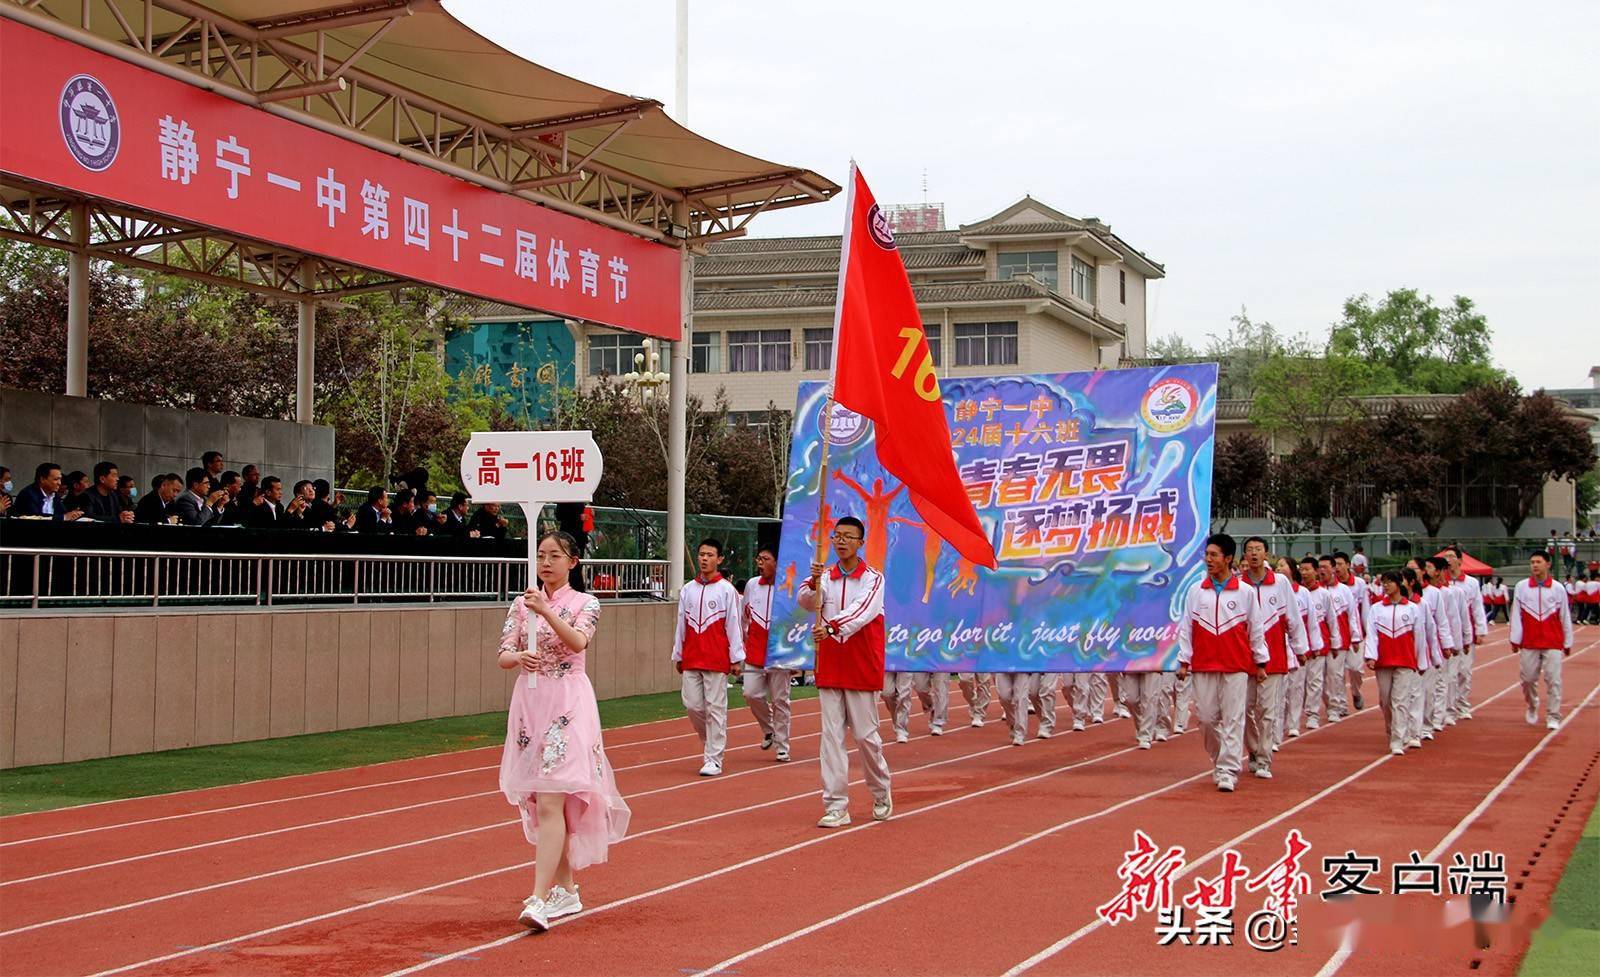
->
[810,394,836,626]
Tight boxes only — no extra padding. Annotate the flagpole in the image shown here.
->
[810,161,857,623]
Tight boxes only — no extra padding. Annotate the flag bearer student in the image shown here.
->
[1281,556,1324,741]
[741,545,792,762]
[911,670,951,736]
[1410,557,1458,740]
[1333,552,1368,712]
[1430,555,1468,729]
[672,538,745,777]
[1401,566,1439,750]
[798,516,893,828]
[1511,550,1573,731]
[957,672,992,727]
[1319,555,1363,722]
[1176,533,1269,793]
[1448,546,1489,720]
[1363,571,1425,756]
[1239,539,1308,777]
[1297,556,1334,732]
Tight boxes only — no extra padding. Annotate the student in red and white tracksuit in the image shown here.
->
[1511,553,1574,730]
[996,669,1057,745]
[958,672,993,727]
[1283,558,1325,740]
[1448,551,1489,719]
[881,671,914,744]
[1239,539,1308,778]
[1402,567,1438,750]
[1299,560,1334,731]
[1433,556,1470,728]
[1414,558,1458,737]
[1319,557,1363,721]
[741,547,792,763]
[1334,555,1369,713]
[911,671,951,736]
[798,517,892,828]
[1363,572,1425,756]
[672,540,745,777]
[1176,533,1269,792]
[1070,672,1113,730]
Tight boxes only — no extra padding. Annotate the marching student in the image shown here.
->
[1401,566,1437,750]
[1511,551,1573,730]
[498,531,631,931]
[1410,557,1457,739]
[1448,547,1489,720]
[1116,665,1161,751]
[911,671,951,736]
[1317,555,1361,722]
[671,538,745,777]
[1175,533,1269,793]
[957,672,993,727]
[741,545,793,762]
[1583,573,1600,625]
[882,668,915,743]
[798,515,893,828]
[1363,570,1425,757]
[1333,552,1368,713]
[995,671,1033,746]
[1299,556,1335,731]
[1283,556,1325,740]
[1239,539,1308,777]
[1069,672,1112,731]
[1430,555,1468,729]
[1030,673,1061,740]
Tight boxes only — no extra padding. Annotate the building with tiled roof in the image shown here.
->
[457,196,1164,420]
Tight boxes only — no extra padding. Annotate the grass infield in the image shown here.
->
[0,684,819,817]
[1518,797,1600,976]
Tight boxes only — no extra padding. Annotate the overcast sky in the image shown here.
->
[450,0,1597,391]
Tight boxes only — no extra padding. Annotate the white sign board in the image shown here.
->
[458,431,603,504]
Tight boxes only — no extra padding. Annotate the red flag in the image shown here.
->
[829,165,998,569]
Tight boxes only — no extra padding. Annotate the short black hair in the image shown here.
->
[202,451,222,466]
[1428,556,1450,573]
[836,515,866,537]
[1298,555,1318,568]
[314,479,331,499]
[450,491,469,509]
[292,480,312,496]
[261,476,281,492]
[1332,550,1351,564]
[757,543,778,559]
[698,537,724,556]
[1354,542,1365,552]
[242,464,260,477]
[1318,554,1335,568]
[1450,545,1465,559]
[66,470,87,487]
[185,466,209,490]
[366,486,387,504]
[1206,532,1236,559]
[34,462,60,482]
[1243,535,1268,551]
[395,488,415,507]
[218,470,241,489]
[116,474,133,488]
[93,461,117,480]
[1530,550,1550,563]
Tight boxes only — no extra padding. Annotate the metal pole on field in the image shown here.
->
[666,6,690,599]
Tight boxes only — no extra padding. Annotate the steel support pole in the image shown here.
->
[674,0,688,126]
[296,263,316,424]
[66,202,90,397]
[667,206,691,599]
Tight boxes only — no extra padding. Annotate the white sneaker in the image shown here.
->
[1306,719,1320,730]
[1091,716,1106,725]
[1115,706,1132,719]
[872,797,893,821]
[1172,726,1187,735]
[1422,730,1434,741]
[1271,743,1281,752]
[698,760,722,777]
[1406,738,1422,749]
[1390,747,1406,756]
[1073,720,1086,732]
[1137,739,1152,750]
[894,730,910,744]
[1217,779,1236,793]
[970,716,985,728]
[1526,706,1539,725]
[775,747,790,762]
[1037,728,1053,740]
[1287,728,1301,738]
[1010,732,1025,747]
[761,732,775,750]
[1155,730,1169,742]
[542,885,583,919]
[816,809,851,829]
[1547,718,1560,731]
[1254,768,1273,779]
[930,725,944,736]
[518,898,550,931]
[1461,710,1474,720]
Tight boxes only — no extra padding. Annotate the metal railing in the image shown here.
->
[0,548,669,610]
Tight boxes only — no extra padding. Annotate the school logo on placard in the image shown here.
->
[1140,378,1198,435]
[59,75,120,172]
[824,402,871,446]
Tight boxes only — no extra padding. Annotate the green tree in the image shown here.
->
[1264,440,1331,536]
[1212,433,1270,530]
[1329,289,1507,394]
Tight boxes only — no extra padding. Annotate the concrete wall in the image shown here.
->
[0,600,678,769]
[0,387,334,494]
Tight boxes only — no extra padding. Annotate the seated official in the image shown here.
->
[171,468,226,526]
[466,501,510,540]
[12,463,84,520]
[241,476,287,528]
[355,487,393,534]
[134,473,181,525]
[83,461,134,524]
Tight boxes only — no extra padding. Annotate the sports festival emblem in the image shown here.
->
[1140,377,1198,435]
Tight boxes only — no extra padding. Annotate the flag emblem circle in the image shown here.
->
[824,403,871,446]
[866,204,897,250]
[59,75,120,172]
[1140,378,1198,435]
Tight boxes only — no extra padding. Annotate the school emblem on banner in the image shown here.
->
[59,74,120,172]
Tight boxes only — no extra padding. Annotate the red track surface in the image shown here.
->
[2,628,1596,977]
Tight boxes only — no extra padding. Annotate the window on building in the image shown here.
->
[588,333,645,376]
[1070,255,1096,303]
[953,322,1019,367]
[692,331,721,374]
[1119,268,1127,304]
[996,250,1059,290]
[803,328,833,371]
[728,329,792,373]
[923,323,942,367]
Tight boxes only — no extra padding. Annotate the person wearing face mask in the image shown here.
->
[0,466,13,517]
[116,474,136,511]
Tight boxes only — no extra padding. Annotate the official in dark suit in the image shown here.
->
[12,463,84,520]
[241,476,287,529]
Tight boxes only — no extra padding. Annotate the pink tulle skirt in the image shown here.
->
[498,668,630,870]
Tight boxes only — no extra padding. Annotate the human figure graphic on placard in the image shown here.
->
[780,561,797,597]
[833,470,904,568]
[890,516,943,604]
[808,501,837,552]
[948,558,978,597]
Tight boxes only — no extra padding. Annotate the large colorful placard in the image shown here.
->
[0,20,680,338]
[767,364,1218,672]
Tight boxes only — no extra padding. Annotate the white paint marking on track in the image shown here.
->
[999,642,1597,977]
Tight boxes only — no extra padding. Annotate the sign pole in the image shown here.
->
[811,394,835,630]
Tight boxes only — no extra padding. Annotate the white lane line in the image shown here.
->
[5,734,1017,940]
[0,696,837,848]
[1000,643,1596,977]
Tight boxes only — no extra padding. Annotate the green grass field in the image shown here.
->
[1519,798,1600,977]
[0,684,818,817]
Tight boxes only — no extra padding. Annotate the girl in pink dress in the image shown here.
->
[498,531,631,931]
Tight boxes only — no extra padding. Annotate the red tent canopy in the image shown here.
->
[1435,550,1494,576]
